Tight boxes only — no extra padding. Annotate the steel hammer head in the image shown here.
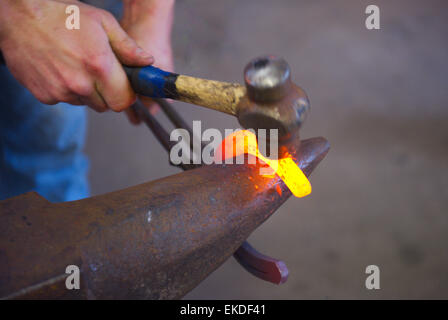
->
[237,56,310,140]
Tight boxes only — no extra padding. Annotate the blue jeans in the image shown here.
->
[0,65,89,202]
[0,0,122,203]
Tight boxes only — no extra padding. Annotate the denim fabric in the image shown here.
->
[0,65,89,202]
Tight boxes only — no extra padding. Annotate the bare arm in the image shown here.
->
[121,0,175,123]
[0,0,154,112]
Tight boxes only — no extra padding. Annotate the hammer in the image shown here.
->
[125,55,310,140]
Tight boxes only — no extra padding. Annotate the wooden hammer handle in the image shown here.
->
[124,65,246,115]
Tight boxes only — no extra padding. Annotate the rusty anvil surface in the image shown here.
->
[0,136,329,299]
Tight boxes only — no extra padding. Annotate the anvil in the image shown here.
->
[0,127,328,299]
[0,56,329,299]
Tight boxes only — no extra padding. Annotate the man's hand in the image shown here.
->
[0,0,154,112]
[121,0,175,124]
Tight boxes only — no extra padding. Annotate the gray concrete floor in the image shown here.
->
[85,0,448,299]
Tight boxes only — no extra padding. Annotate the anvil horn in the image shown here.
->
[0,137,329,299]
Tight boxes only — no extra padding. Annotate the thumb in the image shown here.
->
[101,13,154,66]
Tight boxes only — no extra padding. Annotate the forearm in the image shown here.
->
[122,0,175,12]
[0,0,154,110]
[122,0,175,23]
[121,0,175,52]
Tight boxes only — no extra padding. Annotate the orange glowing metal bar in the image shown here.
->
[215,130,312,198]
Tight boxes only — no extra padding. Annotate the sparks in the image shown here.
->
[214,130,311,198]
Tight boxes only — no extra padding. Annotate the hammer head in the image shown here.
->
[237,56,310,141]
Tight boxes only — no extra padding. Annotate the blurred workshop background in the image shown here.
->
[85,0,448,299]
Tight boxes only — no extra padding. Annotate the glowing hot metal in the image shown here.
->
[215,130,312,198]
